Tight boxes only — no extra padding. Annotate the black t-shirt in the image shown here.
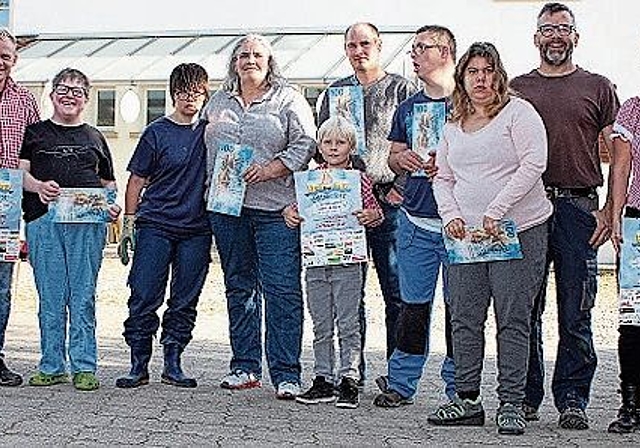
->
[20,120,115,222]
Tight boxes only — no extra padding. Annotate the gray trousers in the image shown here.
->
[449,222,548,405]
[305,264,363,381]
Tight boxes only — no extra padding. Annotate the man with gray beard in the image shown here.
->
[510,2,619,431]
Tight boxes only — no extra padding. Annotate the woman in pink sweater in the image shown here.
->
[429,42,552,435]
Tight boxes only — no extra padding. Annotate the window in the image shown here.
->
[146,90,166,124]
[96,90,116,127]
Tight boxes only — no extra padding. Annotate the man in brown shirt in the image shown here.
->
[510,2,619,430]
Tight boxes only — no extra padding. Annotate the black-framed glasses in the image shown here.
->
[408,42,440,56]
[175,90,206,101]
[538,24,575,37]
[53,84,88,98]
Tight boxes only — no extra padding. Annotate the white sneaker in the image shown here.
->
[220,370,261,390]
[276,381,300,400]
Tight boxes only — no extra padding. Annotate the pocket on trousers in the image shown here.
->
[581,257,597,311]
[397,214,417,250]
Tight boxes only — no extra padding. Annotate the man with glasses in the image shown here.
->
[317,23,415,385]
[0,28,40,387]
[374,25,456,408]
[510,2,619,430]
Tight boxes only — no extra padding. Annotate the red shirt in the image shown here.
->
[0,77,40,169]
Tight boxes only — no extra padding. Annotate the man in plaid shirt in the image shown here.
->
[0,28,40,386]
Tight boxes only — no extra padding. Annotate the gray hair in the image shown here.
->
[0,28,17,46]
[222,34,286,93]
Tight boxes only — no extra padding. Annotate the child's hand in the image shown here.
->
[108,204,122,222]
[354,209,383,227]
[282,205,303,228]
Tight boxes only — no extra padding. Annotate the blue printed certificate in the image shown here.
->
[618,217,640,326]
[294,169,367,267]
[443,219,523,264]
[207,143,253,217]
[411,102,446,177]
[328,86,366,156]
[0,169,23,262]
[49,188,116,223]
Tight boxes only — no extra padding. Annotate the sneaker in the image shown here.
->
[522,403,539,422]
[558,406,589,430]
[296,376,336,405]
[496,403,526,435]
[0,358,22,387]
[336,377,359,409]
[373,390,414,408]
[220,369,261,390]
[375,375,389,393]
[427,395,485,426]
[276,381,300,400]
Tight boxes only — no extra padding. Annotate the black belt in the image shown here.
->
[545,186,597,199]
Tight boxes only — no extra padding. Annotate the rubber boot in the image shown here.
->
[608,383,638,433]
[161,345,197,388]
[115,342,151,388]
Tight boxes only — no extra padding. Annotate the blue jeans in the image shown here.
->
[26,212,106,375]
[0,262,14,358]
[525,196,598,412]
[365,202,402,360]
[387,210,455,399]
[210,209,303,387]
[123,227,211,349]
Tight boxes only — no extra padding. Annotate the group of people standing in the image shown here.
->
[0,0,638,437]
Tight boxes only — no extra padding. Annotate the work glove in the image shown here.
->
[118,214,136,266]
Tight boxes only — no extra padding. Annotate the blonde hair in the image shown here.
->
[317,116,357,151]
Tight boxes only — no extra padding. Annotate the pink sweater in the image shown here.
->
[433,96,553,232]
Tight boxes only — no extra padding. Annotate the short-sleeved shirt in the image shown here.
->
[20,120,115,222]
[510,67,619,188]
[613,97,640,209]
[0,77,40,169]
[127,117,210,235]
[203,84,316,211]
[388,91,449,219]
[318,73,416,184]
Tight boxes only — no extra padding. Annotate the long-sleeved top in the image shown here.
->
[433,96,552,232]
[203,84,316,211]
[0,77,40,169]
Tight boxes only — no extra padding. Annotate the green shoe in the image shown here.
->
[73,372,100,391]
[28,372,68,387]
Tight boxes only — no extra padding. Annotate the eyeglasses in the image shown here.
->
[175,90,206,101]
[537,24,575,37]
[408,42,440,56]
[53,84,88,98]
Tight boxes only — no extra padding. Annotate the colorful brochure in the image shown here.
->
[49,187,116,223]
[328,86,366,156]
[295,169,367,267]
[411,102,447,176]
[0,169,23,262]
[443,219,523,264]
[207,143,253,217]
[618,217,640,325]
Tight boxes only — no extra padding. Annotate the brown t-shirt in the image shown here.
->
[510,67,619,188]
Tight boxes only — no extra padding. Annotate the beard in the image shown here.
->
[540,40,574,66]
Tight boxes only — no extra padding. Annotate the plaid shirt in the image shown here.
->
[0,77,40,169]
[317,162,383,217]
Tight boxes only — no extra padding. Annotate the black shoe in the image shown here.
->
[373,390,414,408]
[296,376,336,404]
[608,383,638,434]
[559,406,589,430]
[0,358,22,387]
[161,345,197,388]
[336,377,359,409]
[115,344,151,388]
[375,375,389,393]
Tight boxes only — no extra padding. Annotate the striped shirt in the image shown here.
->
[0,77,40,169]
